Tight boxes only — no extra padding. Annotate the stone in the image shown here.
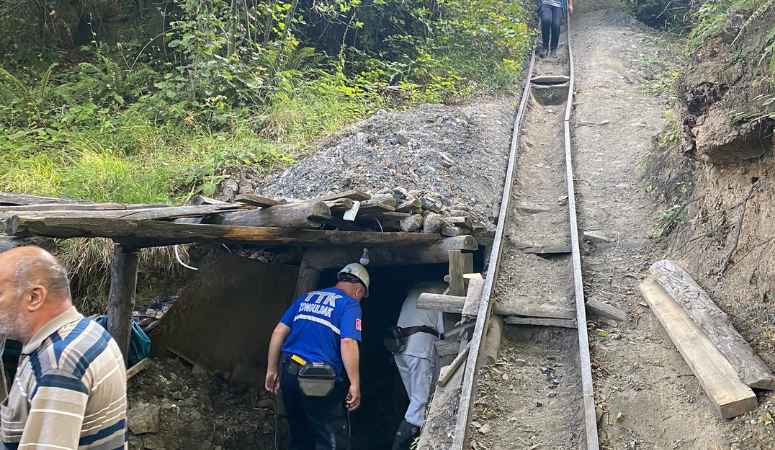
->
[127,403,161,435]
[142,434,165,450]
[400,214,424,232]
[421,195,443,213]
[192,365,208,379]
[479,423,491,434]
[422,213,446,233]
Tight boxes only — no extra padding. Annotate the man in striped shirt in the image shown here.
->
[0,246,127,450]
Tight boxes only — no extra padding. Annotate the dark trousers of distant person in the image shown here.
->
[282,363,349,450]
[540,4,562,51]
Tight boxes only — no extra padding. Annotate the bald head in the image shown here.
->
[0,246,71,302]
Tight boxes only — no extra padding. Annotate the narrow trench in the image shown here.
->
[467,23,586,449]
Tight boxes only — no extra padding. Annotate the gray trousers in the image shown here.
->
[395,353,434,427]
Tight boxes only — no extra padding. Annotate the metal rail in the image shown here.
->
[450,14,600,450]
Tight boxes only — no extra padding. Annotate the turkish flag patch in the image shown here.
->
[356,319,362,331]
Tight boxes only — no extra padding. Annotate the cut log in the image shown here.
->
[315,190,371,202]
[650,260,775,390]
[639,278,757,418]
[481,316,503,366]
[321,198,354,212]
[235,194,282,207]
[435,339,460,358]
[462,279,485,318]
[438,344,470,387]
[214,201,331,229]
[504,317,577,328]
[586,299,628,322]
[6,217,441,249]
[107,244,139,365]
[0,192,89,206]
[0,205,241,222]
[304,236,478,269]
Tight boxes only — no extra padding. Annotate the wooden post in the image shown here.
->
[107,244,139,366]
[445,250,465,339]
[294,252,322,301]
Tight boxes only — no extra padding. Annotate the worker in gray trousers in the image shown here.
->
[392,281,447,450]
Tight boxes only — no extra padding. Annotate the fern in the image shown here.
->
[0,67,29,98]
[733,0,775,44]
[39,63,57,98]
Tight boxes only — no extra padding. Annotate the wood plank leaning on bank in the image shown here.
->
[650,260,775,390]
[639,278,757,419]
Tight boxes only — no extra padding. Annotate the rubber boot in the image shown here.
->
[550,48,558,58]
[538,46,548,58]
[392,419,421,450]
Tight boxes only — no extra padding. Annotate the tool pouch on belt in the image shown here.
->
[383,325,440,354]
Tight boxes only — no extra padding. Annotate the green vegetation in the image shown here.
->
[0,0,534,205]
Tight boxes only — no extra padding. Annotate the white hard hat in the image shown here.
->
[338,263,370,297]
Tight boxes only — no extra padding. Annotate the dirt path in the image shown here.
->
[570,0,737,448]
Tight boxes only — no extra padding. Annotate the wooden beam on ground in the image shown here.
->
[294,252,322,301]
[481,316,503,366]
[504,317,577,328]
[315,190,372,202]
[651,260,775,390]
[0,192,89,206]
[6,217,441,249]
[0,202,168,212]
[304,236,477,269]
[235,194,282,207]
[586,299,628,322]
[189,195,229,206]
[417,293,575,320]
[127,358,151,380]
[462,279,485,318]
[515,242,572,255]
[438,344,470,387]
[0,205,241,222]
[107,244,139,366]
[640,278,757,418]
[213,201,331,229]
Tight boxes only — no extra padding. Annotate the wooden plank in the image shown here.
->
[343,201,360,221]
[395,198,421,213]
[214,202,331,229]
[0,205,241,222]
[515,242,572,255]
[462,279,485,318]
[639,278,757,418]
[0,202,168,212]
[107,244,139,366]
[127,358,151,380]
[315,190,372,202]
[586,299,628,322]
[417,293,575,319]
[442,227,470,237]
[438,344,470,387]
[190,195,230,206]
[504,317,577,328]
[531,75,571,84]
[481,316,503,366]
[0,192,89,206]
[235,194,282,207]
[443,273,483,283]
[6,217,441,249]
[651,260,775,390]
[304,236,478,269]
[448,250,465,296]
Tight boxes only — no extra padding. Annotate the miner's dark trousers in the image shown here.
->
[282,365,349,450]
[540,4,562,51]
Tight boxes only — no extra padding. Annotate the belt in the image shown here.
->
[402,325,440,338]
[285,357,304,376]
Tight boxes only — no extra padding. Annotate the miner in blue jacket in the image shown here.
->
[265,263,370,450]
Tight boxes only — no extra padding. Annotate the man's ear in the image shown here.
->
[25,285,47,312]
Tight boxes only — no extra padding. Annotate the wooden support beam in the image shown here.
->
[443,273,483,283]
[639,278,757,418]
[235,194,282,207]
[504,317,577,328]
[438,345,470,387]
[304,236,478,269]
[651,260,775,390]
[6,217,441,249]
[107,244,139,366]
[515,242,572,255]
[213,201,331,229]
[0,205,242,222]
[448,250,465,296]
[0,202,168,212]
[462,279,485,318]
[294,252,322,301]
[0,192,89,206]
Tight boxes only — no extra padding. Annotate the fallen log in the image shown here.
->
[651,260,775,390]
[304,235,478,269]
[0,205,241,222]
[6,216,441,248]
[640,278,757,418]
[213,201,331,229]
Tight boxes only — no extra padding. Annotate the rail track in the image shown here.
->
[419,15,600,450]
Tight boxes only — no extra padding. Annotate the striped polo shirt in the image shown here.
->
[1,307,128,450]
